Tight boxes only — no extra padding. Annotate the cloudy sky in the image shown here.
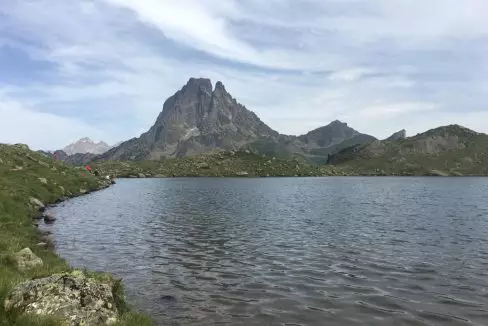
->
[0,0,487,150]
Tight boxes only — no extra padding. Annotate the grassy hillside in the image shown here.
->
[329,125,488,176]
[0,143,150,325]
[92,150,346,178]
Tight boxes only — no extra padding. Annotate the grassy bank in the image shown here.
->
[0,144,150,325]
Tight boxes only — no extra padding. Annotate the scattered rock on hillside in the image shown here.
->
[36,242,48,249]
[197,162,210,169]
[3,271,119,326]
[38,160,50,167]
[38,177,48,185]
[429,169,449,177]
[13,248,43,270]
[29,197,45,212]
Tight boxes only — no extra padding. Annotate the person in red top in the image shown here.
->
[85,165,92,172]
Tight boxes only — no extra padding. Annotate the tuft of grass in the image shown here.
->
[0,143,150,325]
[114,312,152,326]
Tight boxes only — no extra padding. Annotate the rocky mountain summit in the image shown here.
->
[63,137,111,155]
[385,129,407,141]
[99,78,374,162]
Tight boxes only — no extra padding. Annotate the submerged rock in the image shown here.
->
[43,212,56,223]
[4,271,119,326]
[13,248,43,270]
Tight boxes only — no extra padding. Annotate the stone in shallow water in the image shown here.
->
[4,271,119,326]
[43,212,57,223]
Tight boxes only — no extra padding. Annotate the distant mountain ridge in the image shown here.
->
[98,78,375,162]
[328,124,488,176]
[63,137,111,155]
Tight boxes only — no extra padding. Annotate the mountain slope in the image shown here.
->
[328,125,488,176]
[99,78,375,162]
[63,137,110,155]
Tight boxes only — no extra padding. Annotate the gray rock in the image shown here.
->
[36,242,48,248]
[4,271,118,326]
[43,213,56,223]
[29,197,45,211]
[138,173,146,178]
[385,129,407,141]
[236,171,249,176]
[38,177,48,185]
[197,162,210,169]
[13,248,43,270]
[79,189,88,194]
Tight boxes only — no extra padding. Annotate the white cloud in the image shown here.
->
[0,0,487,149]
[329,68,373,82]
[357,102,438,118]
[0,95,106,150]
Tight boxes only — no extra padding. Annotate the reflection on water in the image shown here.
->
[43,177,488,325]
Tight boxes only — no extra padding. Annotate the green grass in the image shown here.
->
[0,144,151,325]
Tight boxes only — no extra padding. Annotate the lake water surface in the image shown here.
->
[44,177,488,325]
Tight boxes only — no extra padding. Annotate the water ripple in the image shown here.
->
[43,177,488,326]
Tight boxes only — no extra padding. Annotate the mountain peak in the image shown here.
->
[330,119,346,126]
[385,129,406,141]
[98,79,376,161]
[185,77,212,91]
[63,137,111,155]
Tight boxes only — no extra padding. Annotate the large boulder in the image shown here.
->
[13,248,43,270]
[4,271,119,326]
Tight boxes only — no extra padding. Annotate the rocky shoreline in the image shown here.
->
[0,143,150,326]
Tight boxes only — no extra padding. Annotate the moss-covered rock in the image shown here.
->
[13,248,43,271]
[4,271,118,325]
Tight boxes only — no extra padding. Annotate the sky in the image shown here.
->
[0,0,487,150]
